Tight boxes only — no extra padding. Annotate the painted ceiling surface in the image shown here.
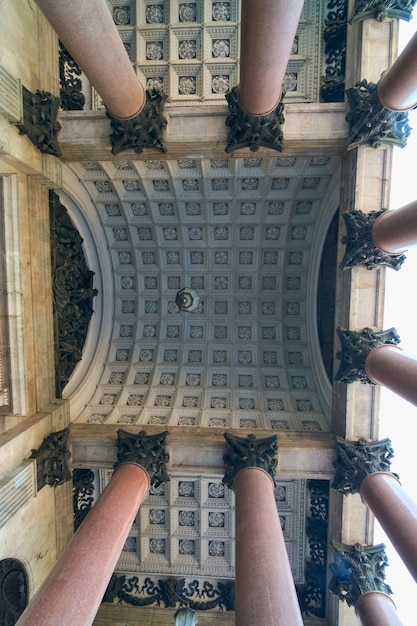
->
[68,154,339,432]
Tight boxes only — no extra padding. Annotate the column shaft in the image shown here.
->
[372,200,417,254]
[238,0,304,116]
[17,462,150,626]
[360,472,417,582]
[378,32,417,111]
[35,0,145,119]
[365,345,417,407]
[233,467,303,626]
[355,592,403,626]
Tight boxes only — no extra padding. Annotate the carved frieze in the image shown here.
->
[115,429,169,487]
[108,90,167,155]
[50,192,98,394]
[225,87,285,153]
[222,432,278,488]
[340,209,406,270]
[332,437,396,495]
[16,86,61,156]
[346,79,411,149]
[349,0,417,22]
[29,428,72,490]
[329,542,392,606]
[335,326,400,384]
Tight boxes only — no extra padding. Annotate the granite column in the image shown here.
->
[238,0,304,115]
[365,344,417,407]
[223,433,303,626]
[34,0,145,119]
[16,462,150,626]
[378,31,417,111]
[372,199,417,254]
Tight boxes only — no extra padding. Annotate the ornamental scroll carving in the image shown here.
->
[108,89,167,155]
[103,574,235,612]
[332,437,396,495]
[225,87,285,153]
[340,209,406,270]
[320,0,348,103]
[115,429,170,488]
[335,326,400,384]
[222,432,278,488]
[59,41,85,111]
[329,542,392,606]
[297,480,329,619]
[29,428,72,490]
[73,469,95,531]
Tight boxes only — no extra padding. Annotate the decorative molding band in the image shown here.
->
[115,429,170,488]
[225,87,285,153]
[332,437,395,495]
[340,209,406,270]
[0,63,22,123]
[222,432,278,488]
[346,80,411,149]
[349,0,417,23]
[329,542,392,606]
[0,460,36,528]
[29,428,72,490]
[108,89,167,155]
[15,86,61,156]
[335,326,400,384]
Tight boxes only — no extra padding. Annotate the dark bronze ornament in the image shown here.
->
[297,480,329,618]
[329,542,392,606]
[0,558,29,624]
[115,429,170,488]
[332,437,395,495]
[104,574,235,612]
[335,326,400,384]
[349,0,417,22]
[59,41,85,110]
[320,0,348,103]
[340,209,406,270]
[108,89,167,155]
[225,87,285,153]
[15,86,61,156]
[73,469,95,531]
[29,428,72,490]
[50,192,98,395]
[346,79,411,149]
[175,287,201,312]
[222,432,278,488]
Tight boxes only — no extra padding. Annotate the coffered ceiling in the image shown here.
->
[64,152,340,433]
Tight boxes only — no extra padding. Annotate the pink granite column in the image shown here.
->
[16,462,150,626]
[35,0,145,119]
[238,0,304,116]
[372,200,417,254]
[355,592,404,626]
[378,32,417,111]
[365,344,417,407]
[233,467,303,626]
[360,472,417,582]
